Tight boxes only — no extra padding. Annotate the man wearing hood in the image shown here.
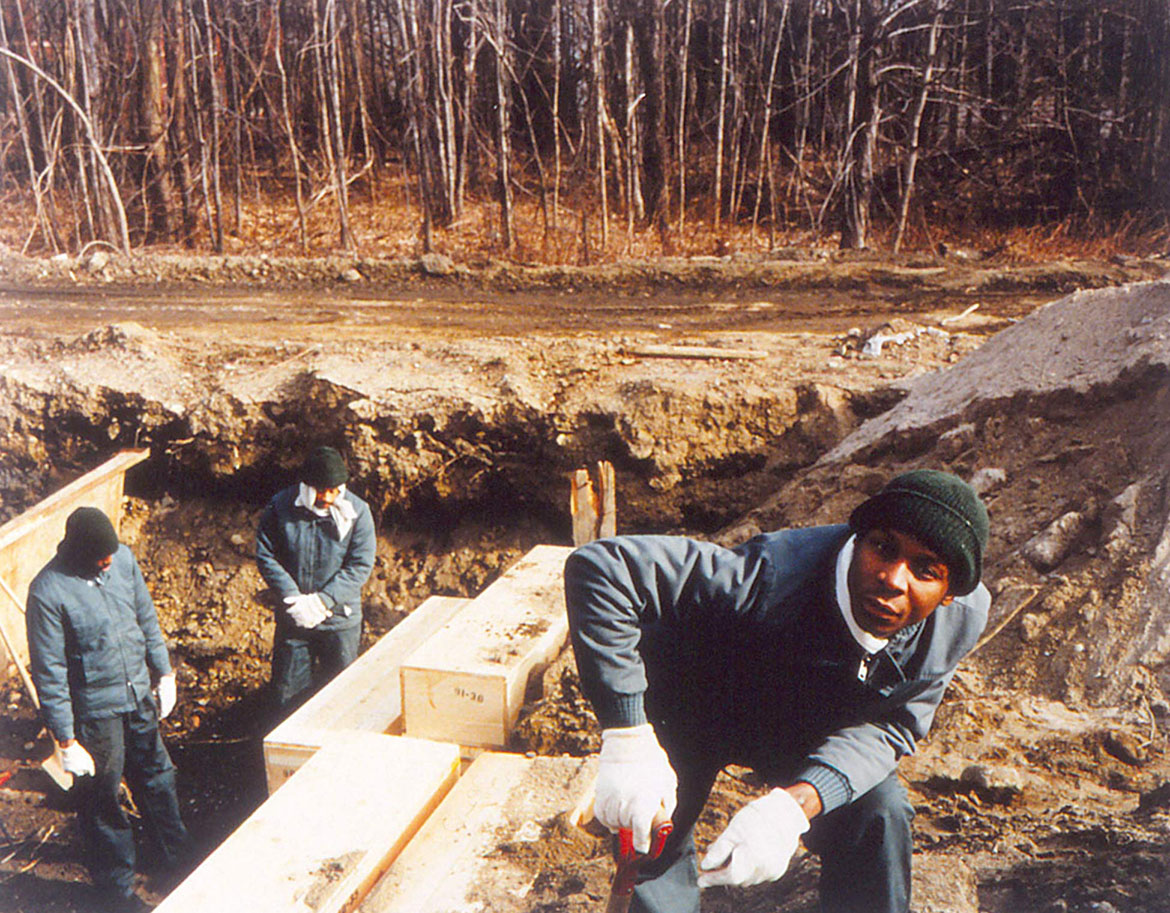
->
[256,446,376,709]
[26,506,187,911]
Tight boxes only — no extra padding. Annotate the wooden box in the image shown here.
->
[262,595,468,792]
[401,545,571,749]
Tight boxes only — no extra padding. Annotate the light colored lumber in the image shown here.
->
[0,448,147,678]
[359,752,598,913]
[262,595,469,793]
[627,344,767,360]
[156,733,460,913]
[597,460,616,538]
[571,469,597,547]
[401,545,572,749]
[571,462,617,546]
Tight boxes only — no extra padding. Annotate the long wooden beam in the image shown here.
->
[359,752,597,913]
[401,545,572,749]
[156,733,461,913]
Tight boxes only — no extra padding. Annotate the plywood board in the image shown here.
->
[156,733,461,913]
[358,752,598,913]
[401,545,571,749]
[263,596,468,793]
[0,449,148,673]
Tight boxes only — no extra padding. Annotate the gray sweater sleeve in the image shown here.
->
[564,534,769,728]
[26,588,74,742]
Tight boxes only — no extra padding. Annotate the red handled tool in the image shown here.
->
[605,819,674,913]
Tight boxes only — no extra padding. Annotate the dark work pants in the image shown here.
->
[75,697,188,897]
[630,745,913,913]
[271,622,360,709]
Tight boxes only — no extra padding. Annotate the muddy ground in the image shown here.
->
[0,248,1169,912]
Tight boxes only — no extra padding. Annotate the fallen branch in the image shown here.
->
[940,303,980,325]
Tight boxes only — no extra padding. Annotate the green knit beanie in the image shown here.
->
[849,469,989,597]
[61,506,120,566]
[301,446,349,489]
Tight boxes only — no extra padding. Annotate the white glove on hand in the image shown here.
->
[59,741,96,778]
[697,788,810,888]
[156,673,177,719]
[284,593,329,628]
[595,724,678,854]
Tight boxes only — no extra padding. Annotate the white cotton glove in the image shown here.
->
[595,724,678,854]
[697,788,810,888]
[284,593,329,628]
[156,673,177,719]
[59,741,96,778]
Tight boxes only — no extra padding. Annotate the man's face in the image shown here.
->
[314,486,341,509]
[847,528,954,637]
[95,553,114,574]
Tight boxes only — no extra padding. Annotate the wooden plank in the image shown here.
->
[263,596,469,793]
[401,545,571,749]
[156,733,461,913]
[358,753,598,913]
[571,462,617,546]
[596,461,616,539]
[571,469,597,547]
[626,344,768,360]
[0,449,148,674]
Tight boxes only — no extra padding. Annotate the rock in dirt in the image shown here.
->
[1022,509,1090,571]
[912,854,979,913]
[960,764,1026,803]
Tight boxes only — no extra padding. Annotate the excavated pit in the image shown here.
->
[3,275,1170,912]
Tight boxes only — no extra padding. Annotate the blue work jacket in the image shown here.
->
[565,525,990,814]
[26,544,171,742]
[255,486,376,631]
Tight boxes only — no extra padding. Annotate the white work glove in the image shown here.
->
[284,593,329,628]
[595,724,678,854]
[697,788,810,888]
[59,741,96,778]
[156,673,177,719]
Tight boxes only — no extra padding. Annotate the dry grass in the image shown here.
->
[0,169,1165,265]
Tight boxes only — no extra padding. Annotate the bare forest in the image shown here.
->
[0,0,1167,262]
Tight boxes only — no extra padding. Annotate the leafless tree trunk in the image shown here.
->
[198,0,224,251]
[713,0,732,229]
[675,0,692,236]
[491,0,513,250]
[751,0,791,242]
[894,1,943,252]
[839,0,878,250]
[551,0,562,238]
[322,0,354,249]
[590,0,608,248]
[274,2,308,252]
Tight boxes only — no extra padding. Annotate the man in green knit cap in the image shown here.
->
[256,446,376,709]
[565,469,991,913]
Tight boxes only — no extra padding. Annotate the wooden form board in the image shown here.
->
[401,545,572,749]
[155,733,460,913]
[263,595,469,793]
[358,752,597,913]
[0,449,149,673]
